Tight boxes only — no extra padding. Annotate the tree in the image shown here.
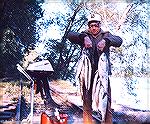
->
[0,0,43,79]
[35,2,87,81]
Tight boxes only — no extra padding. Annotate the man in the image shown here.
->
[67,13,123,124]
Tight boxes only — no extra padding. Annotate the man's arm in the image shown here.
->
[67,32,86,46]
[103,32,123,47]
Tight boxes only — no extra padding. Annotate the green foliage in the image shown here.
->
[0,0,43,79]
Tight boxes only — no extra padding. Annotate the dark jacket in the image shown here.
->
[67,29,123,75]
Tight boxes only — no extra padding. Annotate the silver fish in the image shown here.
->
[92,52,109,121]
[75,48,92,92]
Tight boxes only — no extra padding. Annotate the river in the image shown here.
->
[110,76,150,111]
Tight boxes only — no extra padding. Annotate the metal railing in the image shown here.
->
[16,64,34,124]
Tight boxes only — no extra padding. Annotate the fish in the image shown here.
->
[76,50,109,121]
[84,54,92,90]
[75,48,92,92]
[92,52,109,121]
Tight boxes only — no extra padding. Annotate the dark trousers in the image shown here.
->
[102,78,112,124]
[82,77,112,124]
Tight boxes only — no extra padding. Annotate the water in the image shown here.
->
[110,76,150,110]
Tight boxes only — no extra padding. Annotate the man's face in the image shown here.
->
[88,22,101,35]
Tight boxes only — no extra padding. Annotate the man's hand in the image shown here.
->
[97,39,106,51]
[84,36,92,48]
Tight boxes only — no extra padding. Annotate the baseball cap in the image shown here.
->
[87,13,101,23]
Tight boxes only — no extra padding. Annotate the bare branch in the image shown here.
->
[62,3,83,44]
[115,3,134,32]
